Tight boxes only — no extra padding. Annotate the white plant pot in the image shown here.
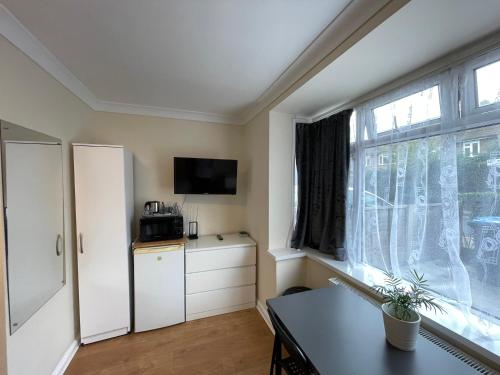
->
[381,303,421,351]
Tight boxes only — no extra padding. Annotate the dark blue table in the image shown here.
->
[267,286,478,375]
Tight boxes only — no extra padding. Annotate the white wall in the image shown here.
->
[244,111,277,303]
[268,111,294,250]
[244,109,297,303]
[0,35,92,375]
[275,258,306,296]
[85,112,248,237]
[305,258,337,289]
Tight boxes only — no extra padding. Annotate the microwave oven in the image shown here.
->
[139,214,183,242]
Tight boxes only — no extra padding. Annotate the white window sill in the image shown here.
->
[268,247,500,369]
[267,247,306,261]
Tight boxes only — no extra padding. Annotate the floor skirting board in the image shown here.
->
[51,339,79,375]
[256,299,274,335]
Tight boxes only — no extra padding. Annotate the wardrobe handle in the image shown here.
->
[56,234,62,256]
[79,233,84,254]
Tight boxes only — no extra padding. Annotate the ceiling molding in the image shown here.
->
[239,0,398,125]
[0,1,402,126]
[293,115,312,124]
[0,3,242,125]
[94,100,241,125]
[311,101,351,123]
[0,3,98,108]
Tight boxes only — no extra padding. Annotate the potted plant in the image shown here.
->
[373,270,445,351]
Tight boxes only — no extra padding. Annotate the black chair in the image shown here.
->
[282,286,311,296]
[268,307,314,375]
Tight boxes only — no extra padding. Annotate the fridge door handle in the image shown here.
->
[56,234,62,256]
[79,233,84,254]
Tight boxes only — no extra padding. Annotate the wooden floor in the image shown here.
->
[66,309,274,375]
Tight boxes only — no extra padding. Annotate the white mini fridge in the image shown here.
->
[133,244,185,332]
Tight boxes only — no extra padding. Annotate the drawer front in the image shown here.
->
[186,266,256,294]
[186,246,256,273]
[186,285,256,315]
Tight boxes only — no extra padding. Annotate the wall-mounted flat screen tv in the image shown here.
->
[174,157,237,195]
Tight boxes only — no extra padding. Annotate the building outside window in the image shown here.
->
[365,154,376,167]
[463,140,481,157]
[377,153,390,166]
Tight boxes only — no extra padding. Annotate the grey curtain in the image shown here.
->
[291,109,352,260]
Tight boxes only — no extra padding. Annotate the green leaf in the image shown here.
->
[377,268,446,319]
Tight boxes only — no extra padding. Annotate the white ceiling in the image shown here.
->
[1,0,351,122]
[275,0,500,119]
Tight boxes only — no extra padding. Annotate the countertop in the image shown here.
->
[185,233,256,253]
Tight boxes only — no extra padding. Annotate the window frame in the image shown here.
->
[356,71,457,149]
[474,61,500,109]
[377,152,389,166]
[461,47,500,126]
[463,140,481,157]
[371,84,442,136]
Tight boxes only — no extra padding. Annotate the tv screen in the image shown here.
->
[174,157,237,195]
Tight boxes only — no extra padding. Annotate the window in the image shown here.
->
[377,153,390,166]
[476,59,500,107]
[372,85,441,134]
[463,140,480,157]
[365,154,376,167]
[344,47,500,361]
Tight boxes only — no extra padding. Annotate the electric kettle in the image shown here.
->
[144,201,160,214]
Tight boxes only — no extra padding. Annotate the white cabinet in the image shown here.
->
[185,234,256,321]
[133,243,185,332]
[73,144,134,344]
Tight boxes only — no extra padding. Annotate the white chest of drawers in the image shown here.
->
[185,234,256,321]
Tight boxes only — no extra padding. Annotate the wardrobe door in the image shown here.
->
[4,142,64,332]
[74,145,130,342]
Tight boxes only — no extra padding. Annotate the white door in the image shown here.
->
[73,145,130,340]
[4,142,64,331]
[134,247,185,332]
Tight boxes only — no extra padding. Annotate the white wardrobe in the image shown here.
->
[73,144,134,344]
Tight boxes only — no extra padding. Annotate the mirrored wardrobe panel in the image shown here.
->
[1,120,65,333]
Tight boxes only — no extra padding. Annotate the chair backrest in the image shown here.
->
[268,308,310,373]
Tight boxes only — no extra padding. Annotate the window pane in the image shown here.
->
[457,125,500,321]
[373,85,441,133]
[362,126,500,323]
[476,59,500,107]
